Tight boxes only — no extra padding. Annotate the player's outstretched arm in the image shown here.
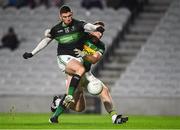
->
[84,23,105,33]
[31,37,52,55]
[23,29,53,59]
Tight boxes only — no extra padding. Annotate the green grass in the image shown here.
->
[0,113,180,129]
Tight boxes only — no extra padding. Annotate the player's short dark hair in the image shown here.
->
[60,5,71,14]
[94,21,105,27]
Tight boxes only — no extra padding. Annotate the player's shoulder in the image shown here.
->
[47,22,62,38]
[73,18,86,23]
[99,40,105,44]
[98,40,106,49]
[51,22,63,30]
[73,19,87,26]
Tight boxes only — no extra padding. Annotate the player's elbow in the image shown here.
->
[91,58,98,64]
[88,56,99,64]
[91,53,101,64]
[44,29,51,37]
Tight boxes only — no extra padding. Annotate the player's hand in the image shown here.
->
[96,26,105,33]
[74,48,86,57]
[23,52,33,59]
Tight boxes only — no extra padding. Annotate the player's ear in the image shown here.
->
[71,12,73,17]
[59,13,62,21]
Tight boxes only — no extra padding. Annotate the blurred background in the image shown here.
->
[0,0,180,115]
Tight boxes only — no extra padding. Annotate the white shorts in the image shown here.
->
[80,72,104,88]
[57,55,83,72]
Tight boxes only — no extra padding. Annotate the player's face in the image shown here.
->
[90,31,103,39]
[60,12,73,25]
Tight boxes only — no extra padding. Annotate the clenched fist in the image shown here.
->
[23,52,33,59]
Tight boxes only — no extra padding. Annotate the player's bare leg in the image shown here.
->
[65,59,85,76]
[99,85,113,113]
[49,60,85,124]
[64,59,85,102]
[55,59,84,105]
[99,84,128,124]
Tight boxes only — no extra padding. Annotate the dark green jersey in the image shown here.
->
[49,19,87,56]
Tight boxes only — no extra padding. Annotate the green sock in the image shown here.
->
[53,105,65,117]
[52,94,67,118]
[68,85,76,95]
[110,110,117,117]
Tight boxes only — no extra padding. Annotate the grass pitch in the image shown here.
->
[0,113,180,129]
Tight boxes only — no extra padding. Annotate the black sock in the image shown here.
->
[68,74,81,95]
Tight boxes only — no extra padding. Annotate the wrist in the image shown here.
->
[31,52,35,56]
[96,26,105,33]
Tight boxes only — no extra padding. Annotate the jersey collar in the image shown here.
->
[62,22,68,27]
[62,19,74,27]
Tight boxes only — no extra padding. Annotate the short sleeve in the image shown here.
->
[77,20,87,30]
[49,27,56,39]
[80,20,87,27]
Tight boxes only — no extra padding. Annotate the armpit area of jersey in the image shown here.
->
[57,48,83,57]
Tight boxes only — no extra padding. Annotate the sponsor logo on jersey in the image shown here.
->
[57,30,64,33]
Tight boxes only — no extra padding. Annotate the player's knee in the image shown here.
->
[76,65,85,76]
[102,85,110,93]
[80,66,85,73]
